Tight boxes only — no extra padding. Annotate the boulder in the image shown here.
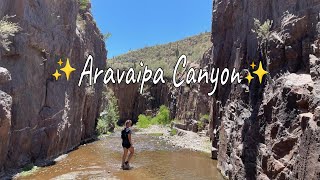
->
[0,67,11,84]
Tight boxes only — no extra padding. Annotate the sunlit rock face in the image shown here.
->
[0,0,106,174]
[206,0,320,179]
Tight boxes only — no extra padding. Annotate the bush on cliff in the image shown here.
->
[0,15,21,51]
[96,89,119,135]
[79,0,90,10]
[251,18,273,59]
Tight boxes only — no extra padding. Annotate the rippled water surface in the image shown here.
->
[17,133,224,180]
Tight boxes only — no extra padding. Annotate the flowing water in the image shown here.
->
[17,132,224,180]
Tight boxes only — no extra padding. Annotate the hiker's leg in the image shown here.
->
[122,148,128,165]
[127,146,135,163]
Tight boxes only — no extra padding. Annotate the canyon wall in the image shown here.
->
[206,0,320,179]
[110,82,171,124]
[0,0,106,176]
[171,62,212,132]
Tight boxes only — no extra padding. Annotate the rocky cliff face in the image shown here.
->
[0,0,106,176]
[171,62,212,133]
[206,0,320,179]
[110,82,171,124]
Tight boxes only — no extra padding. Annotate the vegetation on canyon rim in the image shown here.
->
[79,0,90,10]
[0,15,21,51]
[108,32,212,78]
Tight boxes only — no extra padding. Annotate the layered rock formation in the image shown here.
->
[205,0,320,179]
[0,0,106,176]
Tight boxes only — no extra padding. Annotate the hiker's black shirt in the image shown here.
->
[121,128,132,148]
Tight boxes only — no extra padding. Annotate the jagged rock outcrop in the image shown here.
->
[205,0,320,179]
[0,67,12,176]
[0,0,106,176]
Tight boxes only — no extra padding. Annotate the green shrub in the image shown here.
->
[96,89,119,135]
[0,15,21,51]
[20,164,39,177]
[252,18,272,42]
[200,114,209,120]
[137,105,172,128]
[251,18,273,58]
[170,128,177,136]
[150,117,159,125]
[136,114,152,128]
[79,0,90,10]
[200,114,209,123]
[197,121,204,130]
[157,105,171,124]
[96,118,107,135]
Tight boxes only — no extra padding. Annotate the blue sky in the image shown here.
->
[91,0,212,58]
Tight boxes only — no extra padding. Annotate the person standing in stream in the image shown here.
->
[121,120,134,169]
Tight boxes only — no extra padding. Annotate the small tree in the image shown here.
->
[103,32,112,42]
[157,105,171,125]
[0,15,21,51]
[251,18,273,59]
[96,89,119,135]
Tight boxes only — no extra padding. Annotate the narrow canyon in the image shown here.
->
[0,0,319,180]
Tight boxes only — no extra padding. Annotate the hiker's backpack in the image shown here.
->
[121,129,126,140]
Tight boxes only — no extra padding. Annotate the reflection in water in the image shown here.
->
[17,133,224,180]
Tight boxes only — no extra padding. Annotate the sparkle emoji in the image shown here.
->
[60,58,76,81]
[57,59,63,66]
[253,61,268,84]
[52,69,61,80]
[250,62,256,69]
[245,72,254,85]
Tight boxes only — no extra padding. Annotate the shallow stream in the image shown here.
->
[17,132,224,180]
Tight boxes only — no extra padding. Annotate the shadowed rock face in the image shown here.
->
[205,0,320,179]
[110,82,171,124]
[0,68,12,176]
[0,0,106,175]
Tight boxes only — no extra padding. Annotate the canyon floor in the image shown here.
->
[13,126,222,180]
